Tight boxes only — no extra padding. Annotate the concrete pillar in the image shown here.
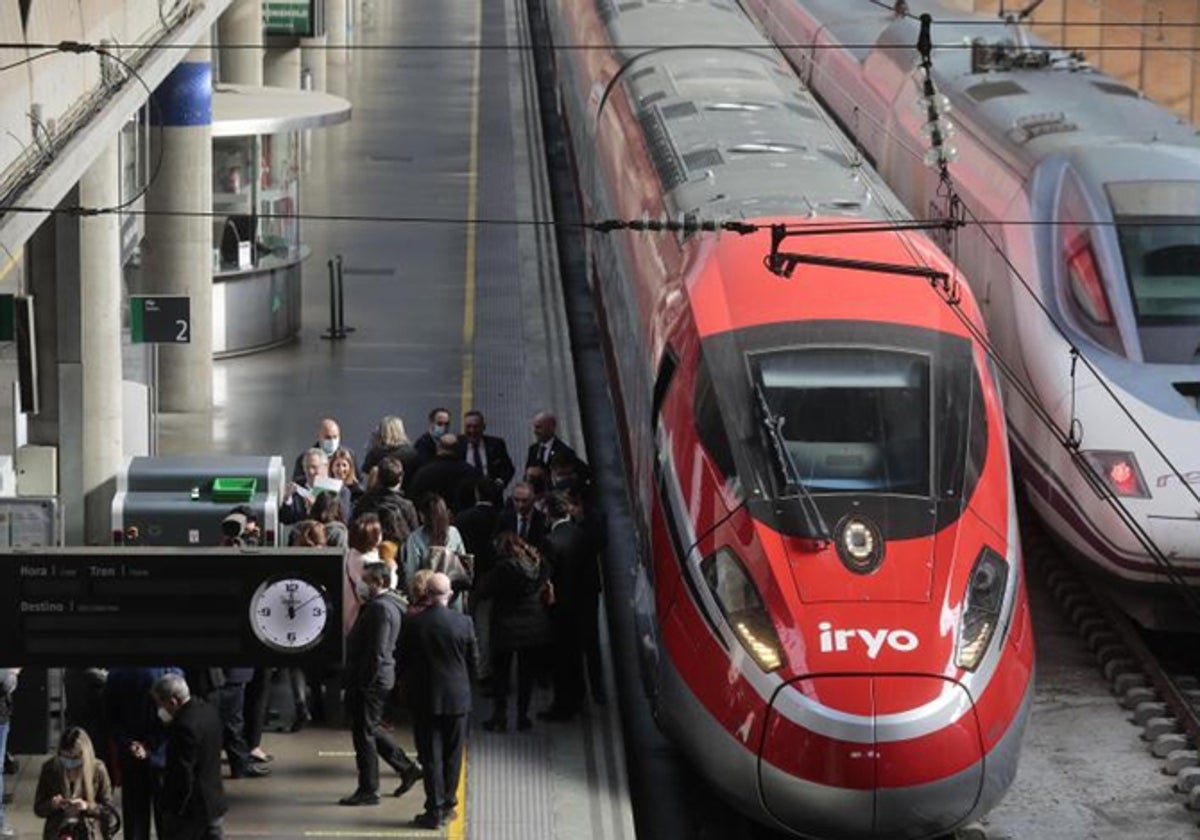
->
[143,46,213,417]
[300,34,327,92]
[264,45,302,89]
[79,140,123,545]
[27,205,78,541]
[218,0,263,86]
[327,0,348,66]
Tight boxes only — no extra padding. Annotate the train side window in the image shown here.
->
[694,362,737,479]
[653,348,678,424]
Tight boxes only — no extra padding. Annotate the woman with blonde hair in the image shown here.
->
[33,727,115,840]
[329,447,366,506]
[361,416,420,492]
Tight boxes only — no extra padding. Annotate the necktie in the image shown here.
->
[474,443,487,475]
[518,515,527,538]
[542,442,552,465]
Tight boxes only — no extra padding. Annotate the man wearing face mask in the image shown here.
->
[413,408,452,473]
[151,674,227,840]
[340,562,422,806]
[292,418,351,483]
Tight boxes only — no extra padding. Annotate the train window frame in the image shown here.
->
[749,344,936,499]
[1055,173,1125,355]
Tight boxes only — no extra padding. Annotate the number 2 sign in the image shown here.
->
[131,296,191,344]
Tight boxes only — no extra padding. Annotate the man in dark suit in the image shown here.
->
[105,667,181,840]
[457,410,516,489]
[410,434,479,512]
[152,673,227,840]
[493,482,548,549]
[399,573,478,830]
[455,478,503,682]
[525,412,580,471]
[413,407,452,467]
[540,493,589,721]
[340,563,422,806]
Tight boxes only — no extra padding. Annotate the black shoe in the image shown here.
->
[339,790,380,806]
[231,764,270,779]
[249,752,274,764]
[442,808,459,822]
[517,716,533,731]
[412,811,443,829]
[393,766,423,798]
[482,717,506,732]
[3,756,17,775]
[290,704,311,733]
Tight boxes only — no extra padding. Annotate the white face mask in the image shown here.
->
[321,437,340,456]
[156,706,173,725]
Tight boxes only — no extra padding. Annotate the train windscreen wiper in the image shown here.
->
[753,381,832,546]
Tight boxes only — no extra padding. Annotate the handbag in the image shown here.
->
[426,546,475,592]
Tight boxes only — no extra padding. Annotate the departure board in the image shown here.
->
[0,549,344,666]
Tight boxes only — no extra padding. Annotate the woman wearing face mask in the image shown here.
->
[33,727,114,840]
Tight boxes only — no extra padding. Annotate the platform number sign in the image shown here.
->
[131,296,190,344]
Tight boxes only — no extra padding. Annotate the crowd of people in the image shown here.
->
[0,407,606,839]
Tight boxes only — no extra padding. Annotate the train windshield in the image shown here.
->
[753,348,932,496]
[1107,181,1200,323]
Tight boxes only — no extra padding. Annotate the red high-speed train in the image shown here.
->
[539,0,1035,837]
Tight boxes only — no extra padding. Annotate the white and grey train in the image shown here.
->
[741,0,1200,628]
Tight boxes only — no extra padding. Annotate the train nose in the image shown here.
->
[759,675,985,839]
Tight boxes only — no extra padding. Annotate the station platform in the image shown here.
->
[2,0,634,837]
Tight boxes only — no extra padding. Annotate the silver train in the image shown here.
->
[741,0,1200,628]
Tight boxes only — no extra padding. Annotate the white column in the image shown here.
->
[79,140,123,545]
[218,0,263,86]
[264,45,302,89]
[327,0,348,66]
[143,45,213,416]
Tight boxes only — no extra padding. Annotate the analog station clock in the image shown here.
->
[249,576,330,653]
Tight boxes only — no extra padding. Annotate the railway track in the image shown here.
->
[1026,520,1200,825]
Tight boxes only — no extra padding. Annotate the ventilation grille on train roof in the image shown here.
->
[966,80,1027,101]
[638,108,687,191]
[661,101,699,119]
[682,148,724,170]
[1092,81,1139,98]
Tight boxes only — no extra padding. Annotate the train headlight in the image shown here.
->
[701,547,785,673]
[956,547,1008,671]
[1080,450,1151,499]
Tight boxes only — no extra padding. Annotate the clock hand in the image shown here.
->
[295,590,326,613]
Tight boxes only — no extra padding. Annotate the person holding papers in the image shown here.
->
[280,448,353,526]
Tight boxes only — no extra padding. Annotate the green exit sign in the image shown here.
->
[264,0,322,37]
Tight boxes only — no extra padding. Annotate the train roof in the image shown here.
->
[798,0,1200,167]
[599,0,911,224]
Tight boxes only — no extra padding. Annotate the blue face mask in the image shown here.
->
[432,424,448,437]
[59,756,83,770]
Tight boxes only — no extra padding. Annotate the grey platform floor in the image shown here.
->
[2,0,632,838]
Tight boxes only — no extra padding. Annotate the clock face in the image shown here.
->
[249,577,329,653]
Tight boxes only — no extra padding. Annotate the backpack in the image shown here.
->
[424,545,475,593]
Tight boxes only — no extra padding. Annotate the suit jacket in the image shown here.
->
[525,436,579,471]
[493,505,548,549]
[457,435,516,488]
[544,519,590,608]
[454,502,501,578]
[398,603,478,716]
[409,456,478,512]
[162,697,227,830]
[346,592,402,691]
[104,667,180,768]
